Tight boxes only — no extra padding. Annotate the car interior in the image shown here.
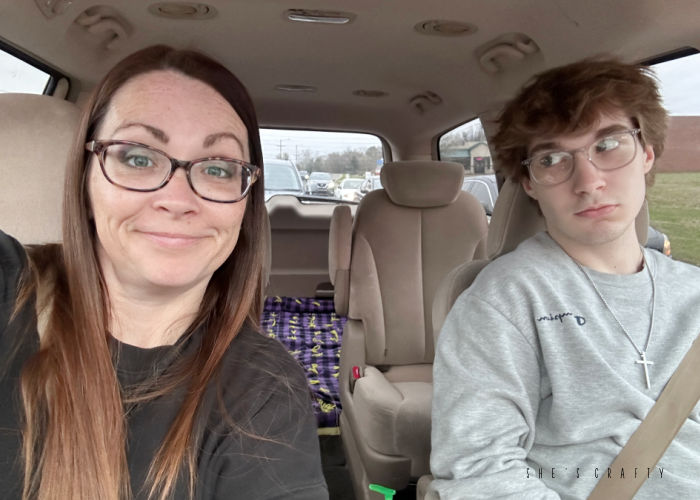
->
[2,1,700,499]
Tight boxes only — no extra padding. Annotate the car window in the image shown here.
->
[342,179,363,189]
[463,177,496,215]
[438,118,493,175]
[309,172,331,180]
[647,51,700,265]
[0,43,65,95]
[260,128,384,203]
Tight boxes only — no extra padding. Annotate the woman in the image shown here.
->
[0,46,327,499]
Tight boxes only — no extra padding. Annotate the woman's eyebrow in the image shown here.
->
[112,122,169,142]
[203,132,245,153]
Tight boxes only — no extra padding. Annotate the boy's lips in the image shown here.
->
[575,204,618,218]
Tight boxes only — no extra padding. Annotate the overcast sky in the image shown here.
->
[653,52,700,116]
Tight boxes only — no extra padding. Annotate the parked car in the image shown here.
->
[462,174,498,216]
[646,226,673,257]
[263,159,305,201]
[335,178,364,202]
[360,175,383,195]
[306,171,335,196]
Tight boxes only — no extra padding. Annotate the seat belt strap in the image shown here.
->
[588,333,700,499]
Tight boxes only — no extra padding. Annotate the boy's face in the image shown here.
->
[521,111,654,256]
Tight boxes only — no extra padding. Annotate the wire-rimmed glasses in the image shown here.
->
[85,140,259,203]
[522,128,642,186]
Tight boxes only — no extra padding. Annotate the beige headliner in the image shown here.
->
[2,0,700,158]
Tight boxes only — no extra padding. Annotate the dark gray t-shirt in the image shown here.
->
[0,231,328,499]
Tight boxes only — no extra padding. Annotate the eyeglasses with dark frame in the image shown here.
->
[85,140,260,203]
[521,128,642,186]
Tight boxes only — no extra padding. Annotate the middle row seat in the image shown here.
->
[329,160,489,498]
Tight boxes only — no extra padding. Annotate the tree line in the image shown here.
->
[277,146,383,176]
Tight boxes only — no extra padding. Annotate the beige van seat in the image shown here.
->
[0,93,81,244]
[335,160,488,498]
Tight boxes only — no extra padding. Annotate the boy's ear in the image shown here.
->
[642,144,655,174]
[521,177,538,200]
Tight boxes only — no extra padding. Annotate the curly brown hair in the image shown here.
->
[492,58,668,186]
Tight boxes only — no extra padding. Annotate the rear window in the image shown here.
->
[260,128,384,203]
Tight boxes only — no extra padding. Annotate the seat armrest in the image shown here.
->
[329,204,352,315]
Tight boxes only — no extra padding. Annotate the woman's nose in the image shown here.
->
[152,168,200,215]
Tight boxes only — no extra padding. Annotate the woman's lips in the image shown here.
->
[575,204,618,218]
[140,231,205,248]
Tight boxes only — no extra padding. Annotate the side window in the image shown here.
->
[647,51,700,265]
[259,129,384,203]
[439,118,497,216]
[0,44,65,95]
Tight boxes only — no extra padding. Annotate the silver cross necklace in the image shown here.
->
[574,249,657,390]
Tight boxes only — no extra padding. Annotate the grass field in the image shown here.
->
[647,172,700,266]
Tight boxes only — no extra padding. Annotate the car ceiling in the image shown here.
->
[2,0,700,158]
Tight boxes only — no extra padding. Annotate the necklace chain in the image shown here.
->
[574,249,657,389]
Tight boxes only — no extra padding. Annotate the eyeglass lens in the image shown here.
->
[101,143,252,202]
[530,131,638,185]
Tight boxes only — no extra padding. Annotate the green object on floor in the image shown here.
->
[369,483,396,499]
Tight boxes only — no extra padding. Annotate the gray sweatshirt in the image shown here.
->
[430,232,700,499]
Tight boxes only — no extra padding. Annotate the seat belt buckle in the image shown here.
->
[350,365,362,393]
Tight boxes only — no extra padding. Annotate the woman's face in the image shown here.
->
[87,70,251,298]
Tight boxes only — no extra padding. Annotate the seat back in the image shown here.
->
[348,160,488,366]
[0,93,81,244]
[336,160,489,497]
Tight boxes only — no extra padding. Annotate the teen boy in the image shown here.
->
[429,59,700,498]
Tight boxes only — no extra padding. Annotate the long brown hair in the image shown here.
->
[17,45,266,500]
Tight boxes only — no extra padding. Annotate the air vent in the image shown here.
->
[148,2,217,20]
[353,90,388,98]
[414,20,477,37]
[476,33,540,74]
[275,84,317,93]
[74,6,132,51]
[285,9,356,25]
[409,91,442,114]
[34,0,73,19]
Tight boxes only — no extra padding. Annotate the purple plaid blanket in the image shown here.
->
[261,296,345,429]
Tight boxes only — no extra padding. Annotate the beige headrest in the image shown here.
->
[487,177,650,259]
[0,93,81,244]
[380,160,464,208]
